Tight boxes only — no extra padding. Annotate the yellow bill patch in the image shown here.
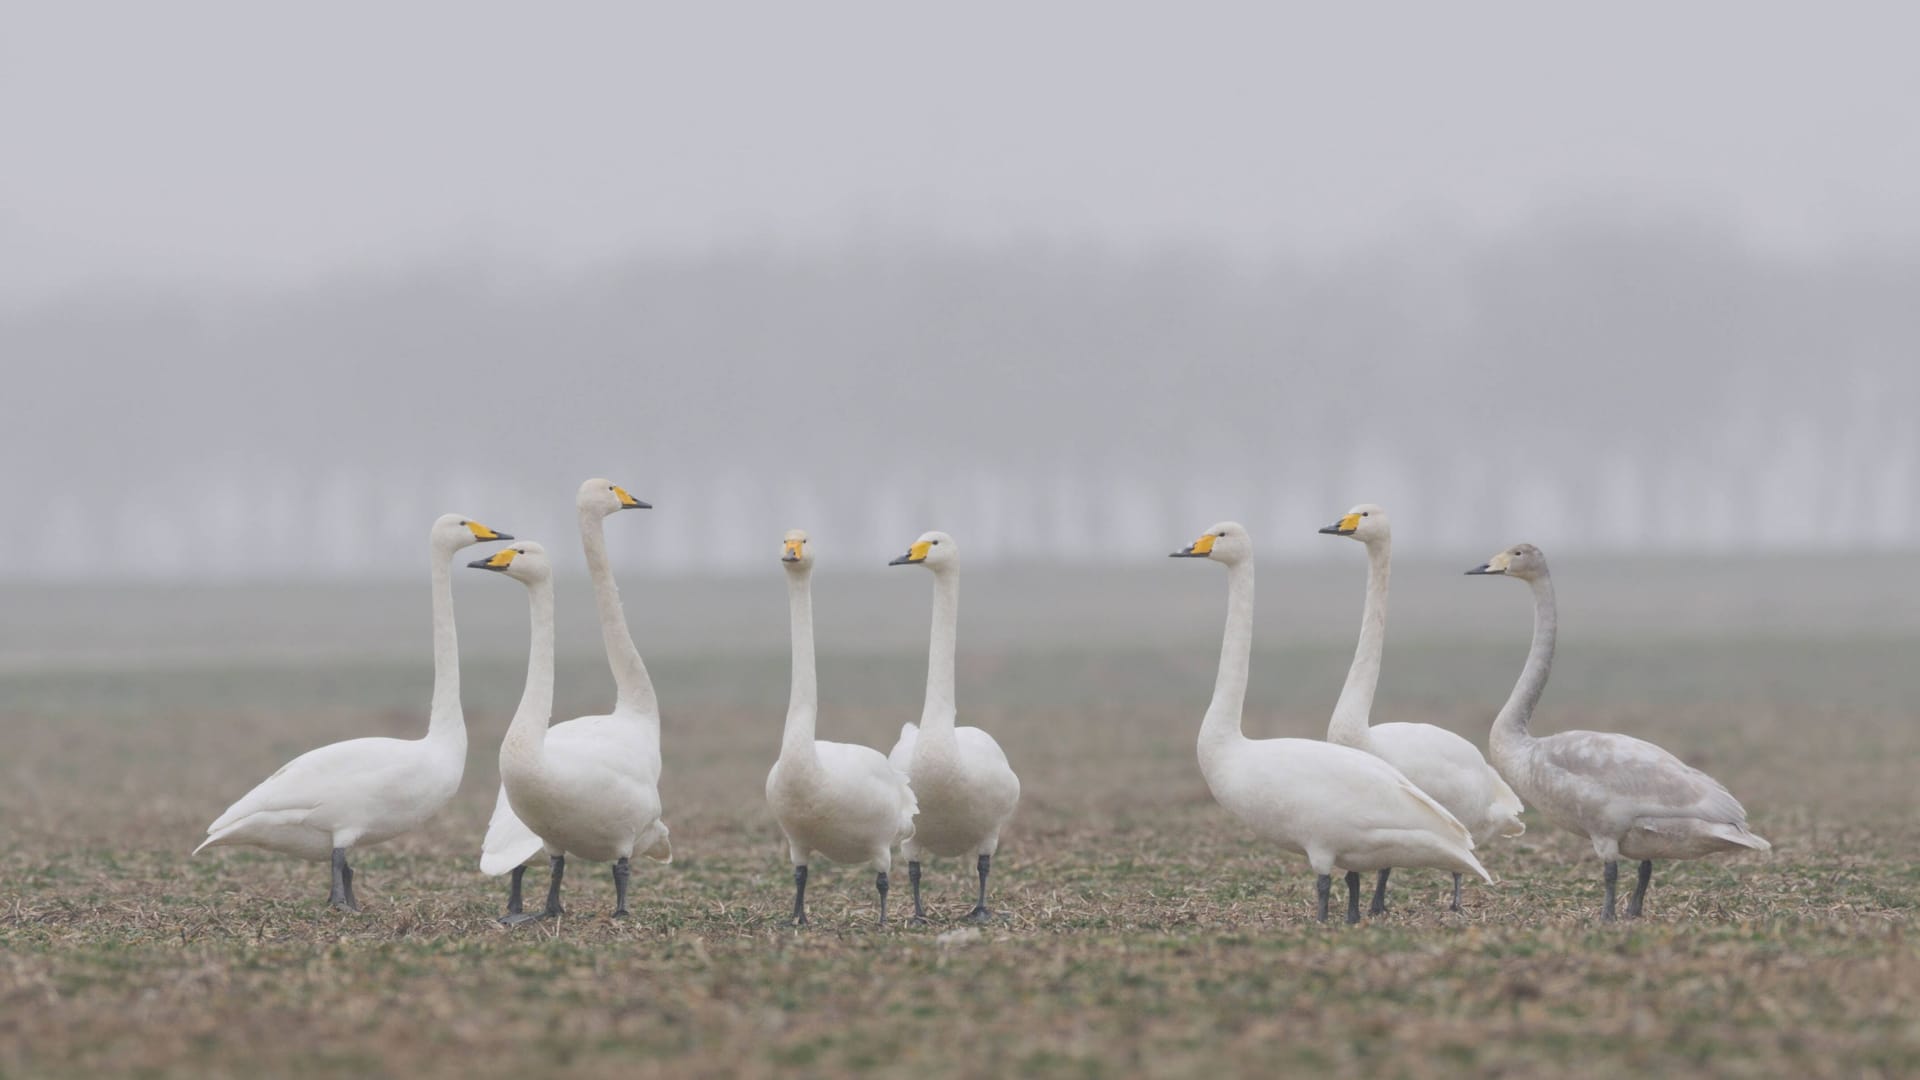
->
[466,521,505,541]
[481,548,518,568]
[613,486,640,508]
[783,538,805,560]
[1188,533,1217,556]
[1337,513,1361,533]
[906,540,932,562]
[1486,551,1512,572]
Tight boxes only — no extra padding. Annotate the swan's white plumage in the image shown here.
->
[1176,522,1489,897]
[767,532,917,874]
[478,481,669,875]
[886,532,1020,864]
[195,513,502,867]
[1322,505,1525,849]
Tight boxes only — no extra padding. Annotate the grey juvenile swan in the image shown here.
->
[1469,543,1770,920]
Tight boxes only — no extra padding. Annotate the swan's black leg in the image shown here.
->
[611,856,631,917]
[1315,874,1332,923]
[964,854,993,923]
[328,847,359,912]
[1627,860,1652,918]
[1371,868,1391,915]
[1602,859,1619,922]
[907,861,926,926]
[791,864,808,927]
[500,865,526,922]
[1450,872,1463,913]
[876,871,890,926]
[542,854,566,916]
[1344,871,1362,924]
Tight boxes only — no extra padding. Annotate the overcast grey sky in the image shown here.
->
[6,2,1919,300]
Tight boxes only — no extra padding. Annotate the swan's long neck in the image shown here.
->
[500,574,557,774]
[580,506,657,716]
[425,538,465,748]
[780,567,819,767]
[1199,559,1254,764]
[1327,537,1389,749]
[1491,573,1556,766]
[918,567,960,740]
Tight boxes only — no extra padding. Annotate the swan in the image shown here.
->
[886,531,1020,925]
[1172,521,1490,924]
[1468,543,1770,920]
[1318,503,1524,915]
[195,513,512,910]
[477,480,670,924]
[472,538,670,924]
[766,530,918,926]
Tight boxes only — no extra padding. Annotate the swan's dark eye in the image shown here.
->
[1218,531,1227,537]
[931,540,940,545]
[1361,512,1369,517]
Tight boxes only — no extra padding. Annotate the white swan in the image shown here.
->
[472,539,670,924]
[1172,522,1490,924]
[477,480,669,924]
[1319,503,1524,914]
[195,513,512,910]
[766,530,918,926]
[1468,543,1770,920]
[886,531,1020,925]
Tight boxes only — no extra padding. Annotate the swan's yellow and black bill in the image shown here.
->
[612,486,651,510]
[468,548,519,571]
[782,538,805,562]
[1466,551,1512,575]
[465,521,512,541]
[1170,533,1217,558]
[889,540,932,566]
[1318,513,1361,536]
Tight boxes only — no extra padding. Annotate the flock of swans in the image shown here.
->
[196,480,1770,927]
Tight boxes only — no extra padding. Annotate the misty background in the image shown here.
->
[5,3,1919,584]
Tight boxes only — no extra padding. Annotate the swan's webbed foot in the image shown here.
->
[876,871,889,926]
[1601,859,1619,922]
[1344,871,1362,924]
[610,856,631,918]
[327,848,362,913]
[791,864,808,927]
[1626,860,1652,919]
[1449,872,1463,913]
[1314,874,1332,923]
[1370,868,1390,916]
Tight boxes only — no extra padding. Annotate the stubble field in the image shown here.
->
[3,563,1917,1077]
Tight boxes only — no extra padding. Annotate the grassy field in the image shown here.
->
[3,569,1918,1077]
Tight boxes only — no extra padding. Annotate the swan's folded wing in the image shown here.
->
[204,737,398,836]
[479,783,547,875]
[1536,730,1751,825]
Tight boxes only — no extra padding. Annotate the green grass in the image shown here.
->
[3,641,1917,1077]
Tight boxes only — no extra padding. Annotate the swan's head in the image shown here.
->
[577,478,650,519]
[888,530,956,570]
[432,513,513,551]
[1467,542,1548,581]
[781,528,814,570]
[1318,502,1389,544]
[1171,521,1252,565]
[467,540,553,584]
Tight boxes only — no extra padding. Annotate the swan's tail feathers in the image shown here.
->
[478,785,547,876]
[191,834,219,856]
[887,722,919,772]
[1488,772,1526,838]
[895,771,920,845]
[1459,848,1495,885]
[1716,823,1772,853]
[640,821,673,864]
[194,807,314,855]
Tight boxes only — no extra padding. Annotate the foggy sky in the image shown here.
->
[6,3,1920,298]
[4,4,1918,579]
